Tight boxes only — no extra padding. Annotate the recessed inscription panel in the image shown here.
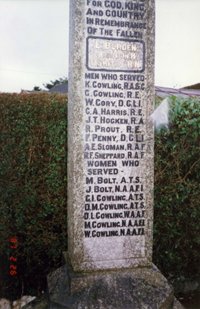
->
[87,37,145,72]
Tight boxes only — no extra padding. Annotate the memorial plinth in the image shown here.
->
[47,0,183,308]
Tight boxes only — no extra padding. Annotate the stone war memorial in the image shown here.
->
[47,0,183,308]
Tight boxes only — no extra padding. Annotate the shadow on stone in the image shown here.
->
[47,262,177,309]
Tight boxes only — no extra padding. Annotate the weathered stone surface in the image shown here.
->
[23,296,48,309]
[47,264,69,306]
[68,0,155,272]
[0,298,11,309]
[173,298,185,309]
[48,263,175,309]
[13,296,36,309]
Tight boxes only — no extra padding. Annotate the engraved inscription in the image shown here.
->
[82,0,149,253]
[87,37,145,72]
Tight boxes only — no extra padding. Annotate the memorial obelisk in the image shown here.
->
[47,1,181,308]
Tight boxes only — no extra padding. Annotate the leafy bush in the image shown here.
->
[0,93,68,298]
[153,96,200,282]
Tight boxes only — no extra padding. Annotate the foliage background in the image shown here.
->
[0,93,199,298]
[0,93,68,299]
[153,96,200,285]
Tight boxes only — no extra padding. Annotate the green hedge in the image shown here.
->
[0,93,199,297]
[0,93,68,297]
[153,96,200,282]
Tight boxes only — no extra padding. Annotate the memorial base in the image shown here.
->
[47,253,183,309]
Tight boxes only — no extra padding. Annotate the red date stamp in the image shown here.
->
[9,236,18,276]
